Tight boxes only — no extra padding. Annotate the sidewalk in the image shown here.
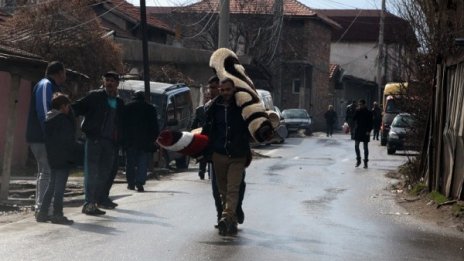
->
[0,168,172,221]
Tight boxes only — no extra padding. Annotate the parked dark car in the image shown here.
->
[281,108,312,136]
[118,80,193,169]
[387,113,415,154]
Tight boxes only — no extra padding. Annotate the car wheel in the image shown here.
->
[387,148,396,154]
[305,128,312,136]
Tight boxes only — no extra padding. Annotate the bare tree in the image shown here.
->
[390,0,464,183]
[0,0,124,90]
[163,0,284,87]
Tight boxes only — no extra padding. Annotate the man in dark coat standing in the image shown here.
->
[353,99,373,168]
[72,71,124,215]
[371,101,382,140]
[324,105,337,137]
[123,91,159,192]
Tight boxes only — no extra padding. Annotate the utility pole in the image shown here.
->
[140,0,151,101]
[218,0,230,48]
[376,0,386,104]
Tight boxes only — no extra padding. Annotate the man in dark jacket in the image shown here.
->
[72,71,124,215]
[202,78,251,236]
[123,91,159,192]
[26,61,66,213]
[372,101,382,140]
[353,99,374,168]
[324,105,337,137]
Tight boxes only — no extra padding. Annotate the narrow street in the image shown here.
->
[0,133,462,261]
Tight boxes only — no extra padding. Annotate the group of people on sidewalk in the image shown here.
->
[26,61,259,237]
[27,62,159,225]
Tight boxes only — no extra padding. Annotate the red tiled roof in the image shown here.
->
[104,0,174,33]
[0,43,42,59]
[317,9,413,43]
[146,6,178,14]
[184,0,316,15]
[175,0,339,28]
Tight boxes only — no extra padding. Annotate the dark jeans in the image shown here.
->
[355,140,369,160]
[326,123,334,136]
[99,147,119,204]
[84,139,116,204]
[199,161,207,174]
[373,128,380,140]
[126,148,150,186]
[39,168,70,216]
[210,162,246,220]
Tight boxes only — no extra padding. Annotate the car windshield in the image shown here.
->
[392,115,414,128]
[282,109,309,119]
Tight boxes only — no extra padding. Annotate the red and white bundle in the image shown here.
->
[156,130,209,157]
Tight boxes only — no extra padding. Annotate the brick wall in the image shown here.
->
[278,18,332,131]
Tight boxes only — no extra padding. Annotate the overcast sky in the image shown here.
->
[126,0,384,10]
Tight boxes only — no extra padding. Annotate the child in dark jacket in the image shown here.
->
[36,93,77,225]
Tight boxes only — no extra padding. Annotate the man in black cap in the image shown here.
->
[122,90,159,192]
[72,71,124,215]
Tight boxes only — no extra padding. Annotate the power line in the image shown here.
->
[335,9,363,43]
[1,1,126,41]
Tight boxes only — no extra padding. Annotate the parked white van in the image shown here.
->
[256,89,287,143]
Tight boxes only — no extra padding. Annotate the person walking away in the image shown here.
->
[123,90,159,192]
[324,105,337,137]
[345,100,357,140]
[36,93,78,225]
[202,78,252,236]
[26,61,66,213]
[72,71,124,215]
[372,101,382,140]
[353,99,373,168]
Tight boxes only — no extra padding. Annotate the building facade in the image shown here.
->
[151,0,339,131]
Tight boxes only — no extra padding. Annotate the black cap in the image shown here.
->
[104,71,120,81]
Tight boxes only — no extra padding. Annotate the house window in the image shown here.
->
[292,79,301,94]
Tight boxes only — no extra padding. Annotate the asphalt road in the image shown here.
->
[0,133,463,261]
